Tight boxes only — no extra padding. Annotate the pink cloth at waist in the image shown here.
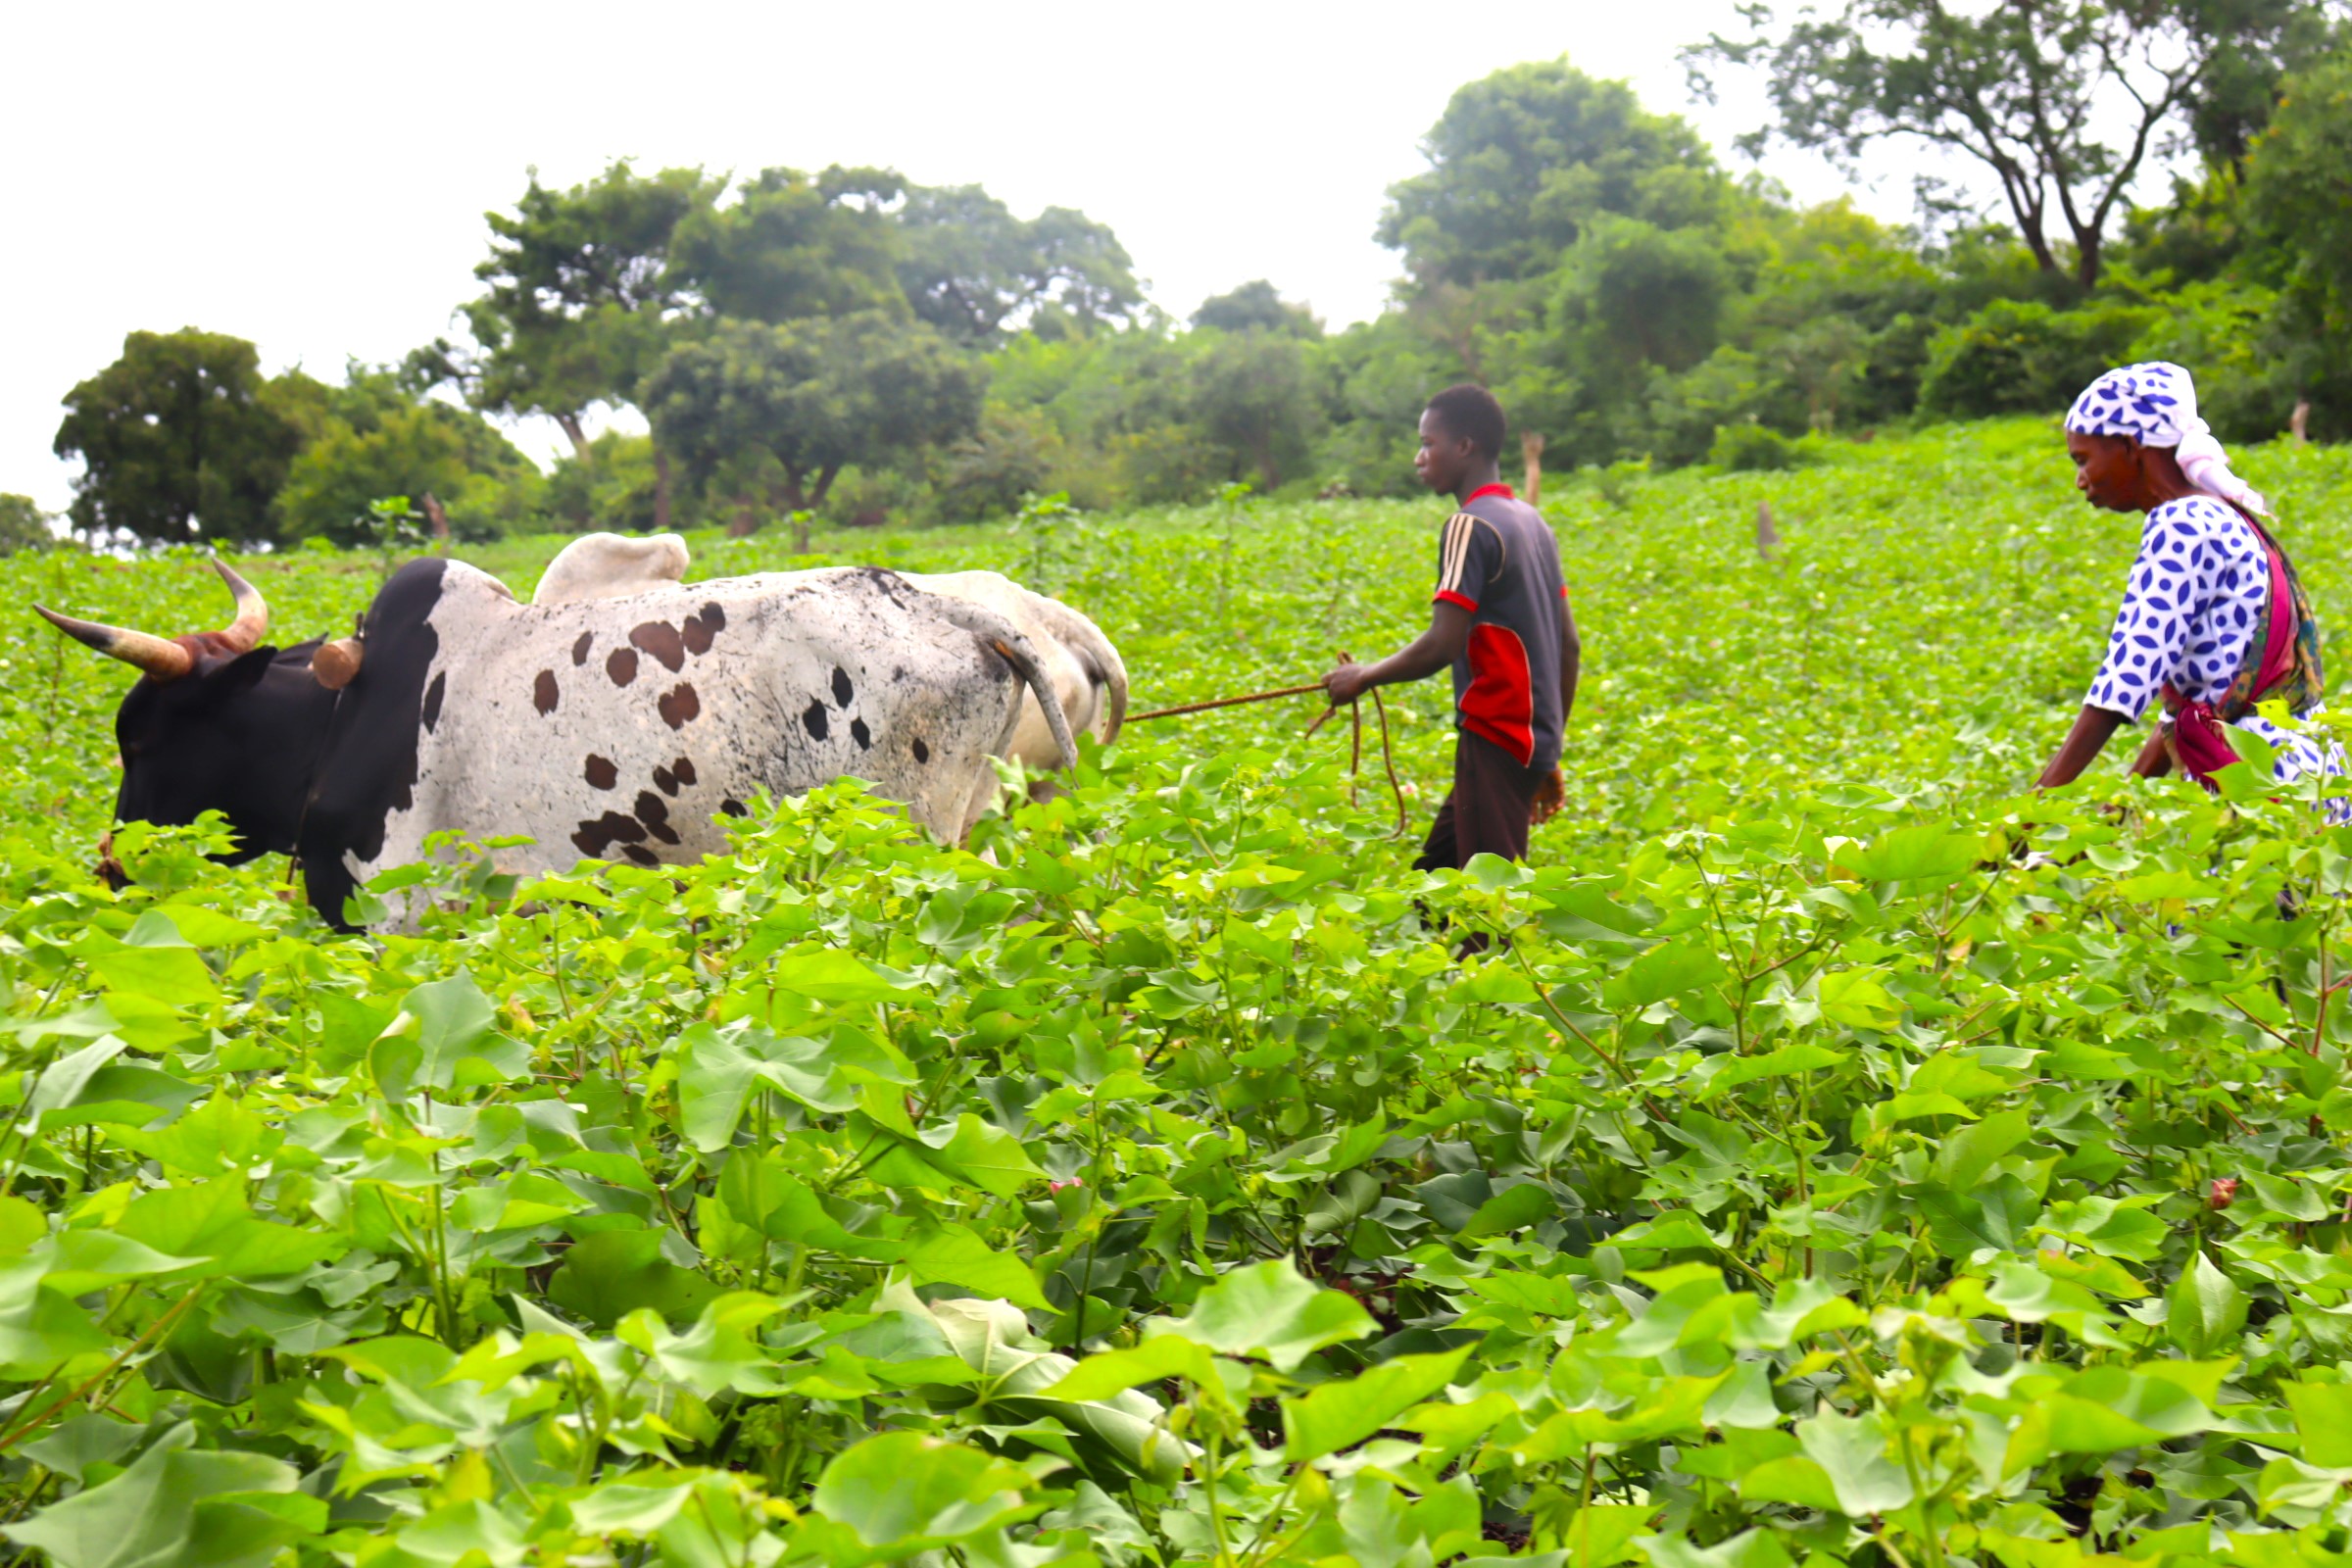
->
[2164,532,2295,785]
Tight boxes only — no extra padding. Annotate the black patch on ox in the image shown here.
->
[585,755,618,790]
[630,620,686,672]
[721,798,748,817]
[635,790,680,845]
[652,764,677,796]
[622,845,662,866]
[533,669,559,714]
[912,737,930,763]
[571,631,593,666]
[607,647,639,687]
[831,665,854,707]
[851,717,871,750]
[854,565,914,612]
[803,701,828,741]
[571,810,647,858]
[659,683,701,730]
[673,757,697,786]
[682,613,716,656]
[700,602,726,632]
[294,559,449,931]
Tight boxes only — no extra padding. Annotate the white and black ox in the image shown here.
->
[39,548,1122,931]
[530,533,1128,773]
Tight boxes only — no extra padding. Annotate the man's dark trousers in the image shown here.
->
[1412,731,1544,871]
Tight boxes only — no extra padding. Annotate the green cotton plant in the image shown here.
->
[1008,490,1089,595]
[4,419,2352,1563]
[362,495,426,587]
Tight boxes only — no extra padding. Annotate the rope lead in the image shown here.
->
[1127,669,1410,838]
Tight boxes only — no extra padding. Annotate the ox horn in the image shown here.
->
[31,556,270,684]
[32,605,195,682]
[210,558,269,654]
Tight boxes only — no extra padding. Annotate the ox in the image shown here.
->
[39,557,1074,930]
[531,534,1128,770]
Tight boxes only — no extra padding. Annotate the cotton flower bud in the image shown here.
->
[2209,1177,2239,1210]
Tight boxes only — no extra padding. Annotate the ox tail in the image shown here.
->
[928,598,1081,771]
[1024,593,1128,745]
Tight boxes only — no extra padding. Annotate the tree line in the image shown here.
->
[15,0,2352,551]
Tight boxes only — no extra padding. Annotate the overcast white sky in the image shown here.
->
[4,0,1924,511]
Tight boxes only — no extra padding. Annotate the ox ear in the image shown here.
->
[205,646,281,699]
[312,637,364,689]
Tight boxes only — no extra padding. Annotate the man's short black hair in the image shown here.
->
[1424,383,1506,462]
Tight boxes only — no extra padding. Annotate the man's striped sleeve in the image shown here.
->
[1434,512,1495,612]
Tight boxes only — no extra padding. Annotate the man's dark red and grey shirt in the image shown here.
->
[1431,482,1568,772]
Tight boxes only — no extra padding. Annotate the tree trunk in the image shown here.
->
[809,463,844,507]
[2073,231,2103,291]
[653,446,673,533]
[1756,499,1779,559]
[2292,399,2311,444]
[554,412,593,466]
[419,492,451,543]
[727,494,761,538]
[1520,431,1545,505]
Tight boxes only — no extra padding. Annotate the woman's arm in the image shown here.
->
[2037,706,2132,788]
[2130,723,2173,778]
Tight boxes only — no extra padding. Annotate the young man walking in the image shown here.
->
[1322,384,1579,869]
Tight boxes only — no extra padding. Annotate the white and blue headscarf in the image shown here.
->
[2065,362,2271,516]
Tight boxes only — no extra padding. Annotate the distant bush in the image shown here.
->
[276,402,540,546]
[936,409,1059,522]
[822,464,925,529]
[545,432,668,535]
[0,495,60,557]
[2127,280,2302,444]
[1708,420,1812,471]
[1918,298,2163,418]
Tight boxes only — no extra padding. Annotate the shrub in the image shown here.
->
[276,402,538,546]
[1708,419,1811,470]
[0,495,59,557]
[544,432,667,535]
[936,408,1060,522]
[2128,280,2303,443]
[1918,297,2164,418]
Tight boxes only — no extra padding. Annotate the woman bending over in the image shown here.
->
[2036,362,2346,821]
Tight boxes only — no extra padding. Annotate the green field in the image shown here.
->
[6,419,2352,1566]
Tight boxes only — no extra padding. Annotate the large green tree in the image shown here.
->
[1186,329,1320,491]
[1192,280,1321,339]
[1378,58,1731,289]
[434,163,716,537]
[53,329,306,546]
[668,167,906,327]
[642,312,983,532]
[895,185,1141,344]
[1686,0,2337,288]
[2243,47,2352,434]
[456,163,721,465]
